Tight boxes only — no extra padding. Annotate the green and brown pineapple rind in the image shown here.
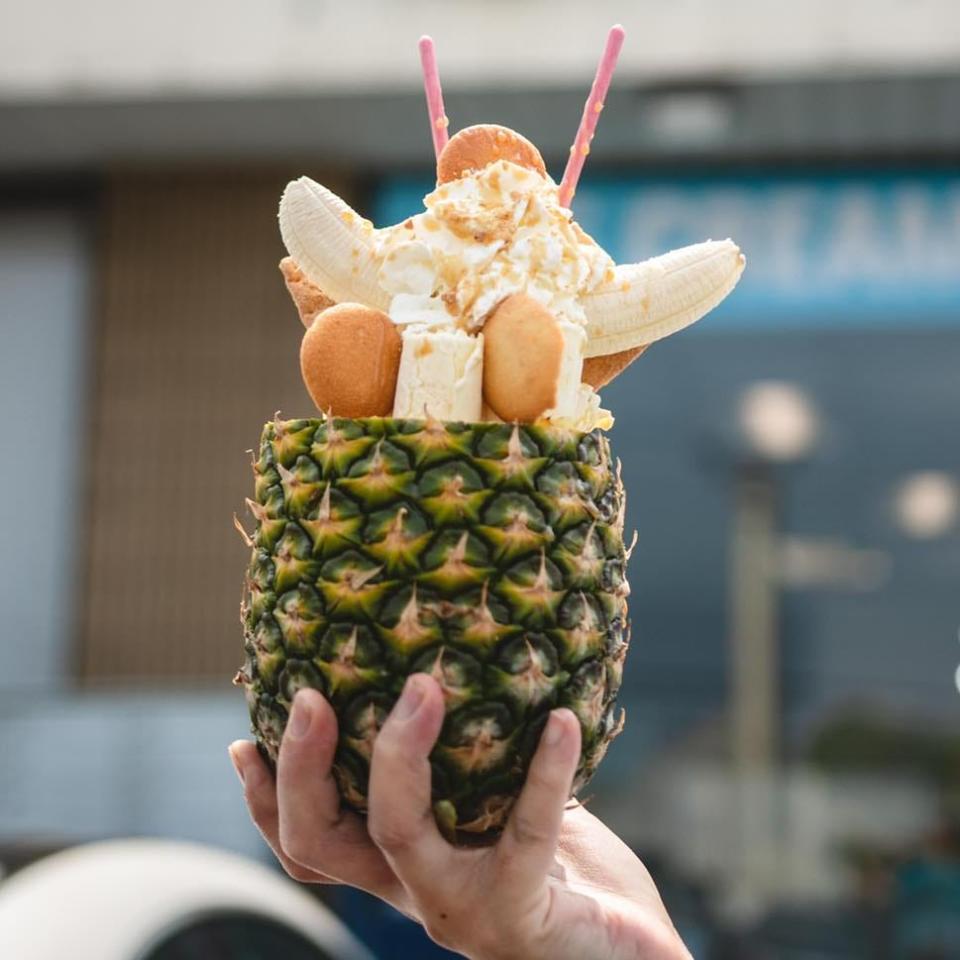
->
[237,415,630,844]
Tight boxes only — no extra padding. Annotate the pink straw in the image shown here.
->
[418,35,450,159]
[558,24,626,208]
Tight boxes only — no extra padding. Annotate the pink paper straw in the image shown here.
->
[418,35,450,159]
[558,24,626,208]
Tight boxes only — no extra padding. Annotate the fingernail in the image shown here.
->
[288,693,313,740]
[543,711,567,747]
[228,745,245,786]
[393,675,426,722]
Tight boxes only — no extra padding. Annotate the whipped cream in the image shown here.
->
[377,160,615,431]
[375,160,614,332]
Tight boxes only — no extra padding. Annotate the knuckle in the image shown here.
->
[420,906,468,951]
[244,796,267,827]
[370,729,404,767]
[241,773,274,811]
[277,732,304,763]
[280,858,318,883]
[368,814,420,853]
[509,810,551,848]
[246,806,280,845]
[524,765,559,797]
[423,921,459,951]
[466,924,516,960]
[278,827,314,868]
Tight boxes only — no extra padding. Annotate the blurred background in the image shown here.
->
[1,1,959,957]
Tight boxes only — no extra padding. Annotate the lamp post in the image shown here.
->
[729,458,780,773]
[726,381,819,920]
[730,381,819,773]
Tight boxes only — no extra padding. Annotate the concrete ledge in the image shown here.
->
[2,75,959,174]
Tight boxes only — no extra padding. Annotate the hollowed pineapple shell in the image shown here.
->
[237,415,630,845]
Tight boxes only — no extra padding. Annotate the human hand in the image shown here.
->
[229,675,691,960]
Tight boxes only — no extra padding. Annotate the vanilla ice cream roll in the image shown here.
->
[543,319,588,421]
[393,325,484,422]
[573,384,615,431]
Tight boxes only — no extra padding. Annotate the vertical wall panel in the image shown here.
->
[80,169,351,683]
[0,208,89,692]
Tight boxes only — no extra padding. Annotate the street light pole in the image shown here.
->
[725,376,821,921]
[726,459,781,922]
[728,378,818,782]
[729,460,779,773]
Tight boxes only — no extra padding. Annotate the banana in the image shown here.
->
[278,177,391,312]
[581,239,745,358]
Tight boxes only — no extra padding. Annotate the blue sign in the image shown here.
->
[374,172,960,329]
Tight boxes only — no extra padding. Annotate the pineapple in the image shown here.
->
[236,413,630,844]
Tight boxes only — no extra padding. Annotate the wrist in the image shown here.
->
[466,923,693,960]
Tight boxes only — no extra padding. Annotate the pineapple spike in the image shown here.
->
[245,497,269,522]
[317,483,332,520]
[578,590,592,619]
[597,437,609,466]
[585,521,598,549]
[612,708,626,738]
[400,583,422,625]
[614,459,627,533]
[428,646,449,693]
[507,425,524,460]
[389,506,409,534]
[533,549,551,591]
[389,584,436,651]
[522,638,552,693]
[451,531,470,561]
[346,564,384,590]
[232,514,254,547]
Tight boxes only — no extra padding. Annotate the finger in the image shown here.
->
[495,708,581,891]
[277,689,343,834]
[368,674,451,881]
[229,739,333,883]
[276,690,400,898]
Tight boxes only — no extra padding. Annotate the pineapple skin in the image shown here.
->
[237,415,630,845]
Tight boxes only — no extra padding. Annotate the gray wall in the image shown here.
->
[0,209,89,694]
